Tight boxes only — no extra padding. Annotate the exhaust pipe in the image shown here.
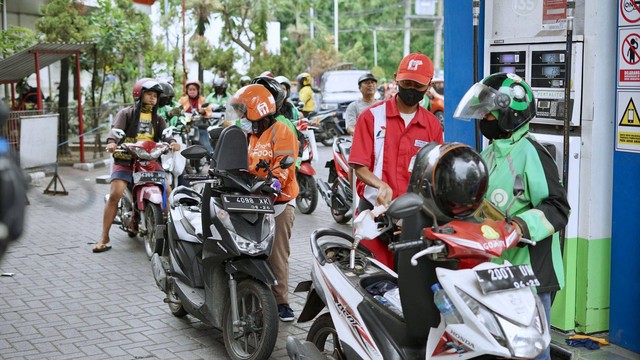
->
[151,253,170,292]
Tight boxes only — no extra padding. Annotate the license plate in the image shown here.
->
[221,195,274,213]
[475,265,540,294]
[133,171,166,184]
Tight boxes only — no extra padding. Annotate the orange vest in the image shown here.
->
[248,122,299,203]
[177,95,212,117]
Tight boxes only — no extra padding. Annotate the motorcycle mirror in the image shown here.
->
[387,193,423,220]
[181,145,209,160]
[111,128,125,140]
[505,174,525,222]
[279,156,295,170]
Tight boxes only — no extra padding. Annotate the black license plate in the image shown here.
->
[133,171,166,184]
[475,265,540,294]
[221,195,274,213]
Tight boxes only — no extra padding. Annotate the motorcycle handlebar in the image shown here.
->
[387,238,428,252]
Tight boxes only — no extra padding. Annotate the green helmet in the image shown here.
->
[453,72,536,132]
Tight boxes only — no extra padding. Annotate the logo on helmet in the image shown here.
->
[408,59,423,71]
[257,102,270,116]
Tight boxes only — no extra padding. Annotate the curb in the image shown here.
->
[73,158,112,171]
[25,170,53,185]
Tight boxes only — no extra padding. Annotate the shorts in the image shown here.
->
[110,163,163,184]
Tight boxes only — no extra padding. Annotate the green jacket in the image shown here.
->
[483,124,570,293]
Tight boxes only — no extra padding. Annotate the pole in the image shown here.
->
[433,0,444,76]
[334,0,338,51]
[181,0,187,92]
[373,29,378,67]
[403,0,411,56]
[310,7,315,39]
[34,52,43,111]
[560,0,575,249]
[472,0,482,152]
[75,53,85,163]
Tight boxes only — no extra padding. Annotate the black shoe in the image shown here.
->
[278,304,295,322]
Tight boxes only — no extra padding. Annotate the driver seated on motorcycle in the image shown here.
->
[93,79,180,253]
[178,79,213,152]
[229,84,300,322]
[205,76,230,111]
[454,72,570,360]
[296,72,315,118]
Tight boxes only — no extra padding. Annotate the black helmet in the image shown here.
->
[408,142,488,223]
[453,72,536,132]
[358,73,377,86]
[250,76,285,112]
[158,81,175,107]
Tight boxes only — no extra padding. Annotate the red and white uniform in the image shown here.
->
[349,95,443,204]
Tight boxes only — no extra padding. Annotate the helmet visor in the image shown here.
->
[230,102,247,119]
[453,82,503,120]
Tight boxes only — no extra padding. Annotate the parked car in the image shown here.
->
[425,78,444,126]
[318,70,371,111]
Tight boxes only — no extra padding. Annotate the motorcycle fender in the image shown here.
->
[297,287,326,323]
[225,258,277,286]
[298,162,316,176]
[136,185,164,211]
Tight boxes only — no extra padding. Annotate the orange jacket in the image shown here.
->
[248,121,299,203]
[177,95,212,117]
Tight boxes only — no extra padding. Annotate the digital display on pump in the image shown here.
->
[499,53,518,63]
[542,66,561,77]
[500,66,516,73]
[490,51,526,78]
[541,52,564,63]
[531,51,566,87]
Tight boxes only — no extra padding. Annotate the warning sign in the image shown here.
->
[616,91,640,153]
[618,28,640,87]
[620,0,640,27]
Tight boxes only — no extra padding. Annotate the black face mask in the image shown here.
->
[479,119,507,140]
[397,86,426,106]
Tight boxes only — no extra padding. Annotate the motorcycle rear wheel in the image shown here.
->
[143,202,164,259]
[222,279,278,360]
[296,173,318,214]
[306,312,345,359]
[330,182,351,224]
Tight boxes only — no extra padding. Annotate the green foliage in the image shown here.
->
[36,0,89,43]
[0,26,38,58]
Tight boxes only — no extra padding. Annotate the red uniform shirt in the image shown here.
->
[349,95,443,202]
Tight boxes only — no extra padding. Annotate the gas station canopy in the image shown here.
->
[0,42,90,84]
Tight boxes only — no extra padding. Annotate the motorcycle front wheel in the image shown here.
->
[222,279,278,360]
[296,172,318,214]
[306,312,345,359]
[143,202,164,259]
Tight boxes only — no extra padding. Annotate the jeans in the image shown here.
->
[198,128,212,153]
[535,292,552,360]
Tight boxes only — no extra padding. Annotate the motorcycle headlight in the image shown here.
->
[456,288,506,346]
[215,205,271,255]
[496,313,547,358]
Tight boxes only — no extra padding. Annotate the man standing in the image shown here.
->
[344,73,378,135]
[349,52,443,210]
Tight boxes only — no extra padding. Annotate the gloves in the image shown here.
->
[170,106,182,117]
[270,179,282,193]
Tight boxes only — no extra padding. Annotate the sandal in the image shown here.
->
[92,243,112,253]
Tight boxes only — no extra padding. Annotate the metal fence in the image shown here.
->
[1,102,131,165]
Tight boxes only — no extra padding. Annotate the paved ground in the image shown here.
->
[1,144,638,360]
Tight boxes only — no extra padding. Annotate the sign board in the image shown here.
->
[542,0,567,31]
[620,0,640,27]
[19,114,59,169]
[618,27,640,87]
[616,91,640,153]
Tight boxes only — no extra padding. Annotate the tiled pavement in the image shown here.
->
[1,145,638,360]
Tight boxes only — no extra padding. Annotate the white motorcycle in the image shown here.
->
[287,181,549,359]
[161,126,187,188]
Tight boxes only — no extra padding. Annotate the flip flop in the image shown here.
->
[92,244,112,253]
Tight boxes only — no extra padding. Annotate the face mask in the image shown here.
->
[397,86,426,106]
[239,118,253,133]
[479,119,507,140]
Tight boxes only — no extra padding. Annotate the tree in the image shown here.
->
[0,26,38,58]
[188,0,215,83]
[36,0,89,156]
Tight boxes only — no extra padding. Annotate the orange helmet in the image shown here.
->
[229,84,276,121]
[132,77,155,100]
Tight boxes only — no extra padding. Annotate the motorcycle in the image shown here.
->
[317,136,354,224]
[294,118,319,215]
[151,125,294,360]
[108,128,171,259]
[286,182,549,359]
[308,110,345,146]
[184,108,210,173]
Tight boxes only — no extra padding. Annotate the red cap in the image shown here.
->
[396,53,434,85]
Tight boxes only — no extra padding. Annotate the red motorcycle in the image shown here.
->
[294,119,319,214]
[317,136,353,223]
[108,129,170,259]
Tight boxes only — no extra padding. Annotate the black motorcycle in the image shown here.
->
[151,125,294,360]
